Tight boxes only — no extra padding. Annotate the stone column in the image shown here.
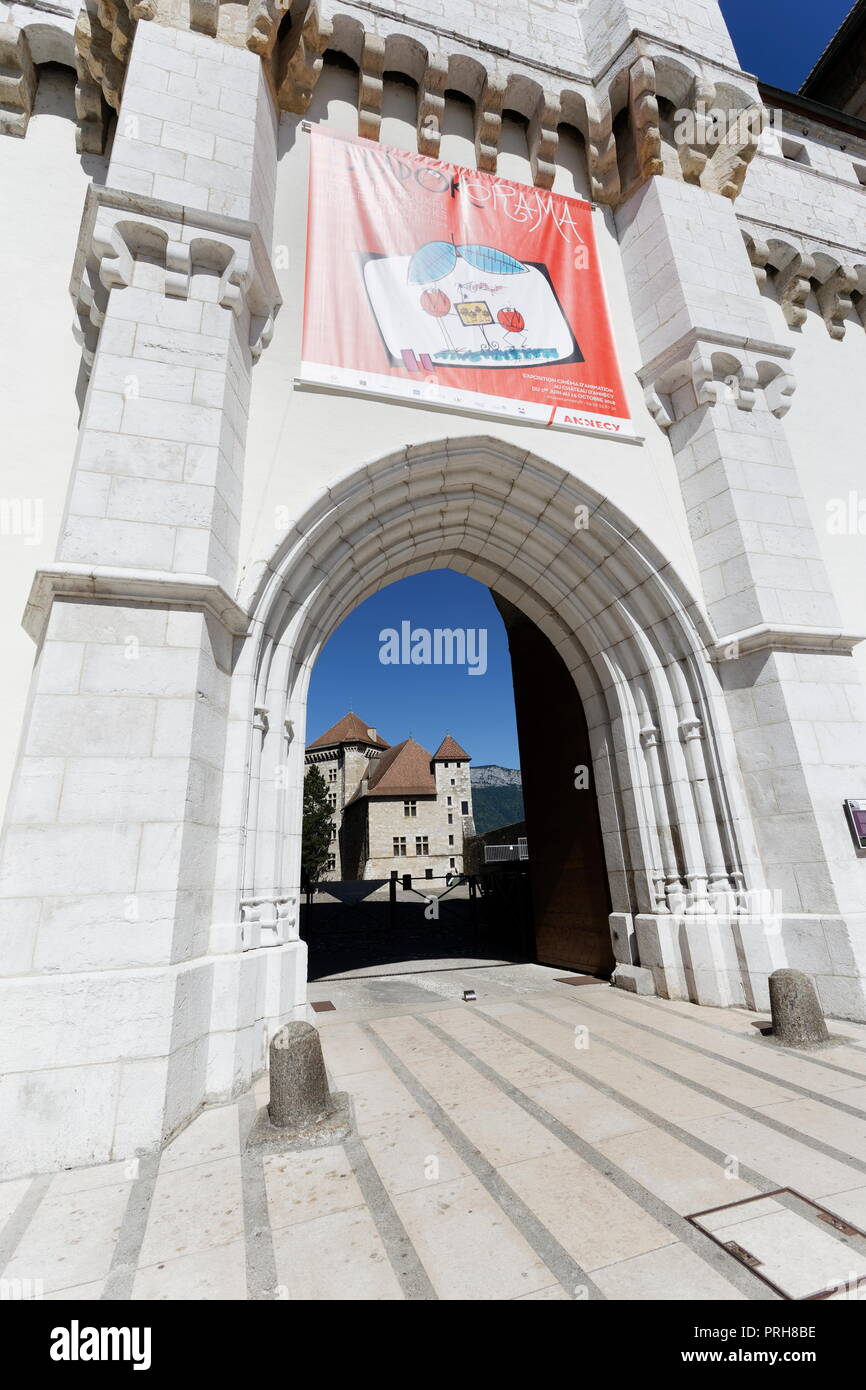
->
[618,175,866,1018]
[0,19,282,1177]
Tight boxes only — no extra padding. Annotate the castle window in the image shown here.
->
[450,778,456,785]
[330,824,336,841]
[326,855,336,872]
[447,796,452,806]
[461,801,469,814]
[403,800,417,817]
[415,836,429,855]
[449,857,456,869]
[425,868,433,879]
[328,767,337,782]
[328,792,336,808]
[781,137,810,167]
[448,834,454,846]
[448,813,453,824]
[393,837,406,856]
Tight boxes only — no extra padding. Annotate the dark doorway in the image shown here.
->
[495,596,614,977]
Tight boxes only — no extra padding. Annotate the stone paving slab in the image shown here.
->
[3,963,866,1301]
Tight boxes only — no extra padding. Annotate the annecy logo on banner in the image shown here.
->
[300,128,636,439]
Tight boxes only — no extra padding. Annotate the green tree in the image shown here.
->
[302,764,334,885]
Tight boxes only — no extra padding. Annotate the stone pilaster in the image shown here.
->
[0,20,283,1177]
[618,175,866,1018]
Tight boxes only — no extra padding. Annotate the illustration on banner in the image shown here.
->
[363,240,583,373]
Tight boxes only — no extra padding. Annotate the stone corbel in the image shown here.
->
[75,58,110,155]
[640,333,795,429]
[762,369,796,418]
[716,104,762,199]
[628,56,662,183]
[688,344,726,409]
[742,231,770,289]
[273,2,331,113]
[247,0,282,57]
[358,33,385,141]
[75,0,133,112]
[165,238,191,296]
[250,312,276,361]
[417,53,447,158]
[586,96,620,205]
[190,0,220,39]
[217,242,251,314]
[529,92,560,190]
[92,216,135,293]
[0,22,36,138]
[722,356,759,412]
[678,75,714,185]
[645,385,673,430]
[476,73,506,172]
[775,250,815,329]
[816,264,857,340]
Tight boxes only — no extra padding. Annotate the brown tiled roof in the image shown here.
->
[432,735,470,761]
[360,738,437,798]
[307,712,389,750]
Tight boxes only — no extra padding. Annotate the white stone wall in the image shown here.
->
[0,63,107,817]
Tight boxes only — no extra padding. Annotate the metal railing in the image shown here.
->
[484,839,529,863]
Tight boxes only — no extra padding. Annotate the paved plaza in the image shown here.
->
[3,963,866,1301]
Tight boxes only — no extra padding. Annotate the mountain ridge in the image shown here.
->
[470,764,522,789]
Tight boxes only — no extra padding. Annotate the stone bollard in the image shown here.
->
[769,968,830,1048]
[269,1022,331,1128]
[246,1021,352,1151]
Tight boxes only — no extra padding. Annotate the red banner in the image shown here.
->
[301,128,635,438]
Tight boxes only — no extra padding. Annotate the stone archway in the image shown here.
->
[234,435,764,1009]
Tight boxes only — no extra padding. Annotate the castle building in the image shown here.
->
[2,0,866,1178]
[305,715,474,880]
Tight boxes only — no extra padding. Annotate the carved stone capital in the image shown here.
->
[678,716,704,742]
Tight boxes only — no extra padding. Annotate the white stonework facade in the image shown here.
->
[1,0,866,1178]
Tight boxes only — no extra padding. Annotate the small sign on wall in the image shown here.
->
[844,799,866,849]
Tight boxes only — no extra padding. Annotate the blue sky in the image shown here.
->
[719,0,853,88]
[307,570,522,767]
[308,2,853,768]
